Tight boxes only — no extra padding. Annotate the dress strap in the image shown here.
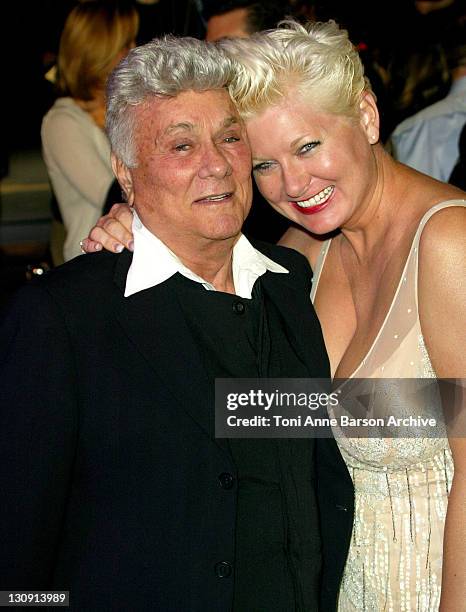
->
[412,199,466,251]
[310,238,332,304]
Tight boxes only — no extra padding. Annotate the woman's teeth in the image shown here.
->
[294,186,334,208]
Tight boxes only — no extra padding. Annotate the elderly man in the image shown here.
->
[0,37,352,611]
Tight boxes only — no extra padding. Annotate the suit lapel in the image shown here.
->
[113,252,230,455]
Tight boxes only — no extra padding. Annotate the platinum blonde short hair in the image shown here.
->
[106,36,235,167]
[220,20,370,120]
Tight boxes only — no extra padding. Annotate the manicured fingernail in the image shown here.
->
[94,243,102,251]
[114,243,124,253]
[128,240,134,252]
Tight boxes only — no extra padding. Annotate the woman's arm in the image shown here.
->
[418,205,466,611]
[81,206,331,260]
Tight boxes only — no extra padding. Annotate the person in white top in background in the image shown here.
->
[41,0,138,262]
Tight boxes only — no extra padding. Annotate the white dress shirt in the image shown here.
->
[125,211,288,298]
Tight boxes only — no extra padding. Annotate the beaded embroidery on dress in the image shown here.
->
[311,200,465,611]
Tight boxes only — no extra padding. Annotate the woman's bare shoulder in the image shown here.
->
[419,200,465,260]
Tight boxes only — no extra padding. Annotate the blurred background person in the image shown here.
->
[390,24,466,182]
[41,0,139,262]
[203,0,293,41]
[383,0,465,132]
[133,0,205,43]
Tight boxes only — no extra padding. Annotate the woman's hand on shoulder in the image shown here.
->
[80,203,135,253]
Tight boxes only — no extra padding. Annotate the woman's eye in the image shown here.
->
[224,136,240,143]
[299,141,320,154]
[253,161,274,173]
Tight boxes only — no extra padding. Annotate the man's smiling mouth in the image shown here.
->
[195,192,233,203]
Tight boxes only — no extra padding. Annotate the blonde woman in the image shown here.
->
[83,21,465,610]
[41,0,138,261]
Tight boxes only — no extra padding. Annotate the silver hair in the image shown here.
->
[106,36,235,167]
[219,20,370,120]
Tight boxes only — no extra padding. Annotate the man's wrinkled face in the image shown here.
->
[115,89,253,253]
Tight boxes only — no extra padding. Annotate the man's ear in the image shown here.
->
[111,153,135,206]
[359,92,380,145]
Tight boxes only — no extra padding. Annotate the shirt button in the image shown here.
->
[215,561,233,578]
[218,472,235,490]
[232,300,245,315]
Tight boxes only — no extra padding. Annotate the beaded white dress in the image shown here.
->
[311,200,465,611]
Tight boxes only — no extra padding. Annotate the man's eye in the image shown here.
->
[224,136,240,143]
[174,143,191,152]
[299,141,320,154]
[253,162,274,173]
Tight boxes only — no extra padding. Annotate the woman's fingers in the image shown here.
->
[80,237,103,253]
[81,204,135,253]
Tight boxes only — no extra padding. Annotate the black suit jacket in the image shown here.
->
[0,243,353,611]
